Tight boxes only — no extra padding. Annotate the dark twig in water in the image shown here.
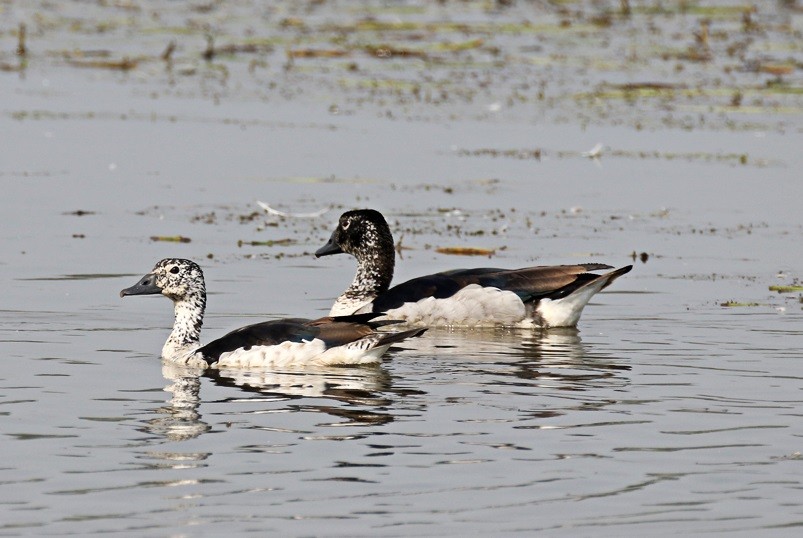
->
[620,0,631,17]
[16,23,26,56]
[161,40,176,62]
[203,34,215,61]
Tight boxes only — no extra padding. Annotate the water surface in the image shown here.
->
[1,1,802,535]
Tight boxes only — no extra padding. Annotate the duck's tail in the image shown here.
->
[533,265,632,328]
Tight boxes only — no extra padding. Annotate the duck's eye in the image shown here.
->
[342,219,351,231]
[170,266,180,274]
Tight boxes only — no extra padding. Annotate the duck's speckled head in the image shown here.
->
[315,209,394,260]
[120,258,205,302]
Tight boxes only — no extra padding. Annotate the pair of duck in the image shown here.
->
[121,209,632,369]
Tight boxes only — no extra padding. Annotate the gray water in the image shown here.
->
[2,1,803,535]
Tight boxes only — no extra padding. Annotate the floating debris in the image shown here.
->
[631,251,650,263]
[204,34,273,60]
[237,239,296,247]
[287,48,350,59]
[0,61,23,72]
[256,201,329,218]
[436,246,495,257]
[582,142,606,159]
[63,210,96,216]
[363,44,428,59]
[610,82,684,92]
[772,452,803,461]
[150,235,191,243]
[759,64,795,77]
[456,148,542,160]
[459,146,763,167]
[67,57,139,71]
[394,235,415,259]
[720,301,761,307]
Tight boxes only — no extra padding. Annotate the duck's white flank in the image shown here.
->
[375,284,527,328]
[209,337,388,369]
[360,283,606,329]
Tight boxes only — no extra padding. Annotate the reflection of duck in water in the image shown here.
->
[120,258,425,369]
[315,209,631,328]
[208,365,396,427]
[209,365,391,401]
[144,361,399,442]
[141,362,210,442]
[516,328,631,387]
[154,364,396,439]
[397,327,630,392]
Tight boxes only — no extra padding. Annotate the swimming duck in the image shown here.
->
[315,209,632,328]
[120,258,425,369]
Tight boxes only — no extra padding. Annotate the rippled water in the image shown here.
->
[2,1,803,535]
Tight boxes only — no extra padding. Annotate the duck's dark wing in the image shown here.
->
[458,264,626,302]
[372,264,630,311]
[197,314,396,361]
[196,318,321,360]
[306,318,377,347]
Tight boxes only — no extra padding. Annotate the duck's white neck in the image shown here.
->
[163,294,205,361]
[334,251,393,312]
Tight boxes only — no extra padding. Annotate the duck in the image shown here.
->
[315,209,632,328]
[120,258,425,369]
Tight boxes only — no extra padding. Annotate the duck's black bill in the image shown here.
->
[315,231,343,258]
[120,273,161,298]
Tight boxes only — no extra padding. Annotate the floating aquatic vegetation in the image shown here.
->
[363,44,428,60]
[769,285,803,293]
[720,301,762,307]
[435,246,495,257]
[2,0,798,133]
[66,56,139,70]
[457,146,762,167]
[150,235,191,243]
[287,48,351,59]
[236,239,296,247]
[202,35,274,60]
